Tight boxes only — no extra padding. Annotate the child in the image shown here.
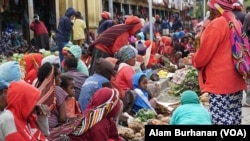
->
[81,47,92,68]
[60,75,81,118]
[170,90,212,125]
[186,36,195,53]
[132,72,156,114]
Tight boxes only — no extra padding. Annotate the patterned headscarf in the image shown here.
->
[48,88,120,140]
[115,45,138,62]
[207,0,237,11]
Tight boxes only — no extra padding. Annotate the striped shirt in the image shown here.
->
[48,86,68,128]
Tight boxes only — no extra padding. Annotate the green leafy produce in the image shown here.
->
[43,51,51,57]
[169,68,200,96]
[135,109,156,122]
[11,53,24,63]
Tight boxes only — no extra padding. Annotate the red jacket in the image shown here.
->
[5,81,47,141]
[115,64,135,99]
[192,12,246,94]
[30,21,48,36]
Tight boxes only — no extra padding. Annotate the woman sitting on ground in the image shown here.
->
[170,90,212,125]
[35,62,68,129]
[114,45,138,99]
[48,87,125,141]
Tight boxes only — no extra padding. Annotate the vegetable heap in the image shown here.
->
[169,68,200,96]
[135,109,156,122]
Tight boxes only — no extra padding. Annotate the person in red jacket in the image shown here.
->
[30,14,50,50]
[0,81,49,141]
[192,0,246,125]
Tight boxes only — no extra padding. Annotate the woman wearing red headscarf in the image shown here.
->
[75,88,123,141]
[48,87,124,141]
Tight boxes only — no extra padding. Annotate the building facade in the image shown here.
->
[0,0,193,41]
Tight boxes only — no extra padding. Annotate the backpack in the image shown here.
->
[223,13,250,82]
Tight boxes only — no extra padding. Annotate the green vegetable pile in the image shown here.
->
[169,67,201,96]
[135,109,156,122]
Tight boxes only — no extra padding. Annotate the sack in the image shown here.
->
[223,13,250,81]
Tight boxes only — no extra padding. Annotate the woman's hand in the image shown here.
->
[35,104,50,116]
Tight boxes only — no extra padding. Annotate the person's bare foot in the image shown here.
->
[242,103,250,107]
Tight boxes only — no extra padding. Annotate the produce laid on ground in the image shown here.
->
[118,116,172,141]
[0,51,59,65]
[168,67,200,96]
[118,106,174,141]
[157,70,168,79]
[135,109,156,122]
[160,56,177,73]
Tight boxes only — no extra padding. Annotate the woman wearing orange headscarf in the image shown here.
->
[24,53,43,84]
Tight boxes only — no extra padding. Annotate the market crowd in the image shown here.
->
[0,0,250,140]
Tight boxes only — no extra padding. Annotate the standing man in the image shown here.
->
[30,14,50,50]
[55,7,76,62]
[141,20,161,40]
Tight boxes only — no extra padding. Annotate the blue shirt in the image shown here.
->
[78,73,109,111]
